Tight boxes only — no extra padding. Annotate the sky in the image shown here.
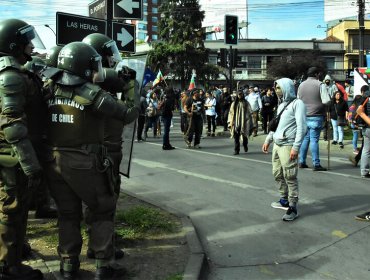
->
[0,0,362,52]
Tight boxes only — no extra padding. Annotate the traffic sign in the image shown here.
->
[113,0,143,20]
[88,0,107,19]
[56,12,106,45]
[111,22,136,53]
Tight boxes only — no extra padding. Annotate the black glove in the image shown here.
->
[118,66,136,81]
[27,170,43,189]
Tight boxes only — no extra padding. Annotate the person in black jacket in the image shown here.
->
[161,87,176,150]
[328,90,348,148]
[137,90,148,142]
[261,87,277,134]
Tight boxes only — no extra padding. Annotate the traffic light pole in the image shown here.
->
[229,45,233,94]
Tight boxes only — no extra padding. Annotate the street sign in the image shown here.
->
[113,0,143,20]
[88,0,107,19]
[112,22,136,53]
[56,12,106,46]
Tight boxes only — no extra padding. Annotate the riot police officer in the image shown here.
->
[44,45,63,68]
[0,18,45,280]
[45,41,131,280]
[82,33,139,259]
[23,56,58,219]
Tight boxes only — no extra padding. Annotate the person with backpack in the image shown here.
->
[262,78,307,221]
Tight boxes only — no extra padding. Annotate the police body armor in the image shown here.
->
[0,56,42,175]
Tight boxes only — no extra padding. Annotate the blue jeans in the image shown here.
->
[330,119,344,142]
[162,115,172,147]
[351,123,359,150]
[299,116,324,167]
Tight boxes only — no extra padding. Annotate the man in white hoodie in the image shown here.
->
[262,78,307,221]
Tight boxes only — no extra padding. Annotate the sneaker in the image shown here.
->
[271,199,289,210]
[331,141,338,145]
[185,139,191,148]
[233,151,239,155]
[361,174,370,179]
[282,207,299,221]
[355,211,370,221]
[194,144,201,149]
[244,146,248,153]
[298,163,309,169]
[353,149,359,155]
[211,133,215,137]
[339,142,344,149]
[313,165,327,171]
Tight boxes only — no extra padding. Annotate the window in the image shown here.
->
[248,56,261,69]
[138,23,147,31]
[138,32,146,40]
[152,7,158,13]
[152,26,158,32]
[152,34,158,40]
[325,57,335,70]
[152,16,158,23]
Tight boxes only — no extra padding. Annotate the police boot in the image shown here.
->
[22,242,32,259]
[95,260,126,280]
[60,257,80,280]
[0,264,43,280]
[87,248,124,260]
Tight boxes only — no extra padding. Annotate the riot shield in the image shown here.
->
[115,55,147,178]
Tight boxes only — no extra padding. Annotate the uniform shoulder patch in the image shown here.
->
[73,82,102,105]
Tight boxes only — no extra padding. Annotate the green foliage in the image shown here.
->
[166,274,183,280]
[148,0,217,88]
[266,50,327,81]
[115,206,177,240]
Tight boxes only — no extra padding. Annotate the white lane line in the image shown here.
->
[132,158,277,196]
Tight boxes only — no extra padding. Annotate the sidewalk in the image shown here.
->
[24,192,206,280]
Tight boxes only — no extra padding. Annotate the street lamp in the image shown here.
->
[44,24,56,37]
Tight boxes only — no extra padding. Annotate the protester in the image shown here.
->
[184,90,204,148]
[204,90,217,137]
[262,78,307,221]
[261,87,277,134]
[246,86,262,136]
[161,87,176,150]
[297,66,330,171]
[228,90,254,155]
[328,90,348,149]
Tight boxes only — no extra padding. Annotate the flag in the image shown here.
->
[142,68,156,87]
[152,69,164,87]
[188,72,196,90]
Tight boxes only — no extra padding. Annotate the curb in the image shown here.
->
[123,190,207,280]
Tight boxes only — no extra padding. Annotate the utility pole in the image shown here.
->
[358,0,365,67]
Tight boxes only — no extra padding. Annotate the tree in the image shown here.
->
[148,0,219,89]
[266,50,327,82]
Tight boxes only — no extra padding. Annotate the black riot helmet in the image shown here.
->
[82,33,122,68]
[57,42,105,83]
[0,19,44,62]
[45,45,63,67]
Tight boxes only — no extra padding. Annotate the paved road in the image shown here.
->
[123,116,370,280]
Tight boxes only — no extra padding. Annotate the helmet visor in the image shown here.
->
[103,40,122,63]
[91,55,105,83]
[18,25,45,49]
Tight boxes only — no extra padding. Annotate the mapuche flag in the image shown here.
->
[152,69,164,87]
[188,72,196,90]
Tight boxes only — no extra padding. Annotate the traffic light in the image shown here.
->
[220,48,227,67]
[224,15,238,45]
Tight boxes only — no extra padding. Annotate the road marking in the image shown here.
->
[140,142,362,180]
[332,230,348,239]
[132,158,277,196]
